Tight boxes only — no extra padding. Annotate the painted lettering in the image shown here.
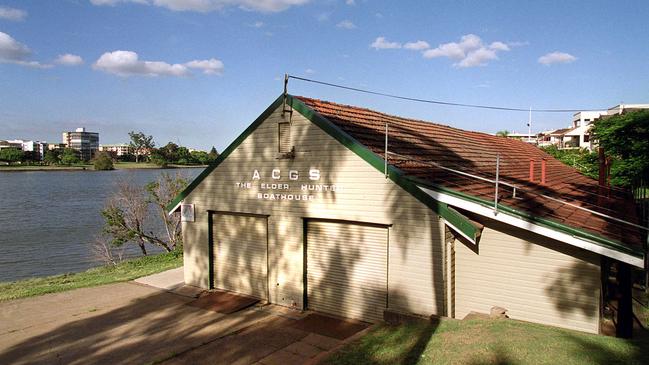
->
[252,170,261,180]
[289,170,298,180]
[309,169,320,181]
[272,169,280,180]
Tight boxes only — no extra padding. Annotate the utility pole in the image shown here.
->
[527,106,532,142]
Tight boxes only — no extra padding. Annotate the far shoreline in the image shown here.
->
[0,163,207,172]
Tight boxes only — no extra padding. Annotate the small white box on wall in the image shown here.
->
[181,204,195,222]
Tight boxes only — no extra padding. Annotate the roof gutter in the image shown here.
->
[418,185,644,268]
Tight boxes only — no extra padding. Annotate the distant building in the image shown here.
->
[99,143,132,157]
[1,139,48,160]
[62,127,99,161]
[505,132,537,144]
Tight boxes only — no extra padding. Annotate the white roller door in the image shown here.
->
[306,220,388,322]
[212,213,268,300]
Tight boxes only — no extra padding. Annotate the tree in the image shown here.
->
[149,148,168,168]
[145,172,189,250]
[128,131,155,163]
[190,150,209,165]
[0,148,24,164]
[101,173,188,255]
[590,110,649,187]
[207,146,219,163]
[93,152,114,170]
[44,149,61,165]
[496,130,510,137]
[175,146,192,165]
[60,148,80,165]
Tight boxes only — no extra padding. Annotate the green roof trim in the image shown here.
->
[288,96,481,242]
[166,93,640,261]
[166,94,285,213]
[412,178,644,258]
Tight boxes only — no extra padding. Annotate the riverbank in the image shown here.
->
[0,162,207,172]
[0,251,183,302]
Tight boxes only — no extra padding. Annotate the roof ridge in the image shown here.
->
[293,95,546,155]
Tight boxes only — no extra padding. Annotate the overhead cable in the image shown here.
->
[287,75,606,113]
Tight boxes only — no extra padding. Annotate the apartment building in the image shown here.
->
[62,128,99,161]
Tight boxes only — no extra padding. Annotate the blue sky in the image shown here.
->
[1,0,648,150]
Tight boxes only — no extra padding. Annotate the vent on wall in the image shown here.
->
[278,122,292,153]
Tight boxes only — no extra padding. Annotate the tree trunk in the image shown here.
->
[138,242,147,256]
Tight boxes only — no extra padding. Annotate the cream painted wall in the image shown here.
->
[181,104,445,316]
[454,221,601,333]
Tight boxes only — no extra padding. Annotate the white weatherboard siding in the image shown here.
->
[307,220,388,322]
[212,214,268,299]
[181,104,444,317]
[454,223,601,333]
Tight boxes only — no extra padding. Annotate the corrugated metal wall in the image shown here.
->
[212,213,268,299]
[454,224,601,333]
[306,220,388,322]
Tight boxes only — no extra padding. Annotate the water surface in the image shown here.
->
[0,168,201,282]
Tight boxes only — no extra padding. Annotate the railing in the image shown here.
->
[386,150,649,232]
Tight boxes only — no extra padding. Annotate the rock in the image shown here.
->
[490,306,509,319]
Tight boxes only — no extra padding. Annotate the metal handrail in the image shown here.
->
[386,151,649,232]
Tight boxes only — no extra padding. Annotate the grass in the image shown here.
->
[323,318,649,365]
[0,251,183,302]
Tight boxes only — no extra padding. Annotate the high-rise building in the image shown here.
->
[62,127,99,161]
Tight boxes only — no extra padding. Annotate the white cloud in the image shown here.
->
[0,31,31,61]
[94,51,188,76]
[489,41,509,51]
[185,58,224,74]
[0,32,52,69]
[404,40,430,51]
[305,68,315,74]
[56,54,84,66]
[370,36,401,50]
[0,6,27,21]
[249,20,264,28]
[336,20,356,29]
[93,50,223,77]
[538,51,577,65]
[90,0,309,13]
[457,47,498,68]
[345,0,355,5]
[422,34,510,68]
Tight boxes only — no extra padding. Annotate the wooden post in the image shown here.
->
[616,262,633,338]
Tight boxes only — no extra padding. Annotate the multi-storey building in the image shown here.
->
[62,128,99,161]
[99,144,132,157]
[1,139,48,160]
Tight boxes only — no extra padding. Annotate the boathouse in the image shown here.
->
[168,94,645,334]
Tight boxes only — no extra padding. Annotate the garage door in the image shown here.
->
[212,213,268,300]
[306,220,388,322]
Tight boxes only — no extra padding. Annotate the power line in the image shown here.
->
[287,75,606,113]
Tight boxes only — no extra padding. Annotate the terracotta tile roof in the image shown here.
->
[549,128,573,136]
[295,96,645,251]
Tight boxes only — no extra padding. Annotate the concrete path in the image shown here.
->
[134,267,184,290]
[0,282,272,365]
[0,278,361,365]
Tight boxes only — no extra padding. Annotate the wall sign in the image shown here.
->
[235,169,342,202]
[181,204,195,222]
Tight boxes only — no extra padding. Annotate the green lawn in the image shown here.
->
[0,251,183,302]
[324,318,649,365]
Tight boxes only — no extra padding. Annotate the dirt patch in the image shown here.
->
[289,313,369,340]
[187,290,260,314]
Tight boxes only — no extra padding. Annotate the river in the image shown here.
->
[0,168,202,282]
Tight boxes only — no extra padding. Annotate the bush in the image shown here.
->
[93,152,114,170]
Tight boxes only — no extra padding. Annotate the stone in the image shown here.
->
[490,306,508,319]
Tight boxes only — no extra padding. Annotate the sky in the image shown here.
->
[1,0,648,151]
